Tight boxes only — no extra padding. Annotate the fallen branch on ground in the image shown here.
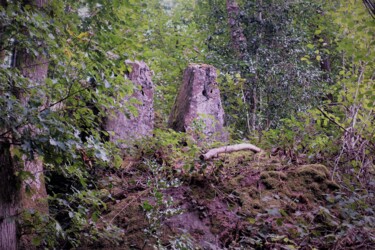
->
[200,143,263,160]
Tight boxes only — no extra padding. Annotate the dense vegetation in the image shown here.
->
[0,0,374,249]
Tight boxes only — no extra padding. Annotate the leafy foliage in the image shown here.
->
[196,0,326,136]
[0,0,374,249]
[0,0,142,247]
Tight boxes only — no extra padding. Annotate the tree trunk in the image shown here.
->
[0,143,19,250]
[15,0,49,216]
[0,0,49,248]
[0,0,7,63]
[226,0,258,133]
[226,0,248,60]
[0,3,18,250]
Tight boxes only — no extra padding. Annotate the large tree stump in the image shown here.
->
[168,64,228,142]
[104,61,154,145]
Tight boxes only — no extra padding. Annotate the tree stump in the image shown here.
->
[104,60,154,145]
[168,64,228,142]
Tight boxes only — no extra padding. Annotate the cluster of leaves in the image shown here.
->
[0,0,147,247]
[258,1,374,247]
[262,0,374,186]
[196,0,326,136]
[141,159,183,248]
[21,187,124,248]
[243,198,374,249]
[138,128,201,173]
[1,0,373,248]
[0,0,207,247]
[95,0,207,121]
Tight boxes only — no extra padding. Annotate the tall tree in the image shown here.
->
[226,0,247,60]
[0,0,49,248]
[1,0,152,247]
[0,146,19,250]
[15,0,49,214]
[197,0,325,136]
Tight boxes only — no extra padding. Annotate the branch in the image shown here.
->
[200,143,263,161]
[317,107,348,132]
[0,86,89,139]
[317,107,375,151]
[363,0,375,19]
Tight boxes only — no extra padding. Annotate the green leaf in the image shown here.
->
[142,201,153,212]
[32,237,42,246]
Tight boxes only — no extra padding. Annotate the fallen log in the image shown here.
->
[200,143,263,160]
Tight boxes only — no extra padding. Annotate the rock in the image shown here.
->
[168,64,227,142]
[104,61,154,145]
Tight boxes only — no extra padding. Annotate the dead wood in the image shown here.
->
[200,143,263,160]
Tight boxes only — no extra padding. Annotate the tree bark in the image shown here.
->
[200,143,263,160]
[0,3,18,250]
[15,0,49,216]
[0,143,19,250]
[0,0,49,248]
[226,0,258,134]
[226,0,248,60]
[0,0,7,63]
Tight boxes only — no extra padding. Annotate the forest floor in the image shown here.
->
[87,151,374,250]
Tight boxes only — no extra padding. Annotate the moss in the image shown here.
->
[302,164,329,175]
[326,180,340,190]
[260,172,269,179]
[248,186,259,199]
[285,201,298,212]
[261,177,280,189]
[297,164,329,182]
[228,175,245,189]
[261,171,287,180]
[264,165,277,171]
[221,151,254,168]
[260,171,286,190]
[308,182,320,192]
[252,201,261,210]
[270,171,287,180]
[236,189,263,216]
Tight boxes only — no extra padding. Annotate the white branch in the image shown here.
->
[200,143,263,160]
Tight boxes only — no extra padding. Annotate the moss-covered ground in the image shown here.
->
[89,151,373,249]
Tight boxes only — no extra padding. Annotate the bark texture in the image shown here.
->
[168,64,227,142]
[226,0,248,59]
[0,143,19,250]
[0,0,7,63]
[0,1,49,249]
[104,60,154,145]
[15,6,49,217]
